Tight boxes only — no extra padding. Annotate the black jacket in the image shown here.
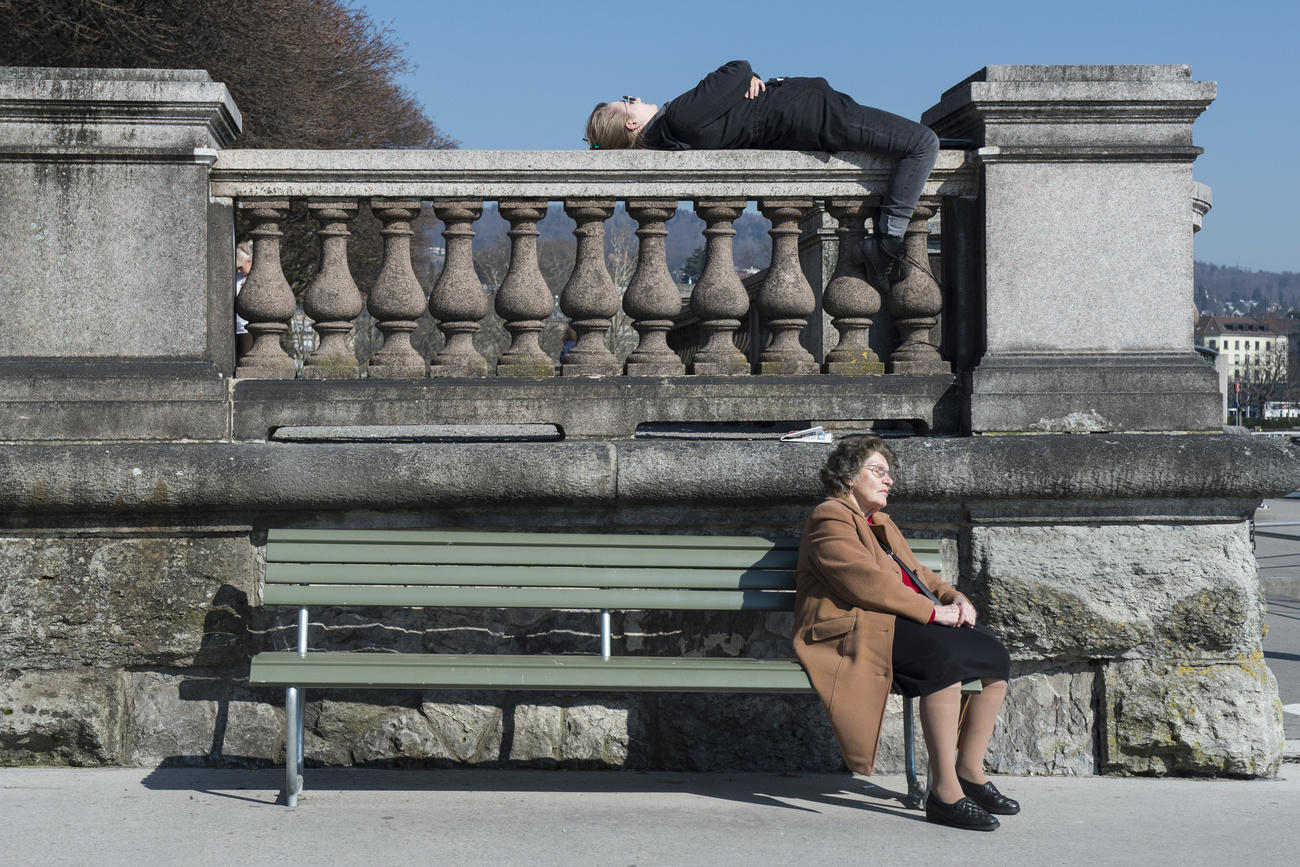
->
[640,60,861,152]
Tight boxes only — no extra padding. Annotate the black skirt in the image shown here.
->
[890,619,1011,698]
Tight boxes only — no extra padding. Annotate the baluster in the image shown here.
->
[689,199,750,375]
[428,201,489,377]
[495,200,556,377]
[823,199,884,374]
[366,199,428,378]
[756,199,818,375]
[560,200,620,376]
[301,199,363,379]
[886,201,950,374]
[234,199,296,379]
[623,199,685,376]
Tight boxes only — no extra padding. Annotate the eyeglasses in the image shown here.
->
[860,464,893,480]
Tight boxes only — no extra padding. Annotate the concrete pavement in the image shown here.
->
[2,766,1297,865]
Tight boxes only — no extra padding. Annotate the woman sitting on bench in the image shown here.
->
[793,436,1019,831]
[583,59,939,285]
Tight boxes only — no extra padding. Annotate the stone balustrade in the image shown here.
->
[208,149,977,436]
[212,152,974,378]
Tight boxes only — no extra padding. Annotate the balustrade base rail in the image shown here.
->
[232,375,960,441]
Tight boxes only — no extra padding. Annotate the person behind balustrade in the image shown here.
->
[584,60,939,286]
[234,240,254,357]
[793,435,1019,831]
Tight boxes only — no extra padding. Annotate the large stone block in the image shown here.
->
[305,696,505,767]
[967,523,1262,661]
[0,68,239,364]
[645,693,842,773]
[1101,658,1283,776]
[0,535,257,669]
[986,665,1097,775]
[302,696,632,769]
[127,671,279,767]
[507,702,632,768]
[0,669,125,766]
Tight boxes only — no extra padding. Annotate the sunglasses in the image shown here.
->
[586,97,642,150]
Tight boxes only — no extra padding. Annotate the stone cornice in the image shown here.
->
[208,148,979,200]
[1,434,1294,515]
[0,67,242,150]
[922,65,1216,150]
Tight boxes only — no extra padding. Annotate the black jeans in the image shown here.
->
[762,78,940,237]
[824,101,939,237]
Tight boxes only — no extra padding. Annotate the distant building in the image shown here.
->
[1195,314,1297,382]
[1265,401,1300,419]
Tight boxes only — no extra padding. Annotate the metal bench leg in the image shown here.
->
[285,686,302,807]
[903,695,925,809]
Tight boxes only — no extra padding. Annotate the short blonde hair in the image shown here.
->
[585,101,642,150]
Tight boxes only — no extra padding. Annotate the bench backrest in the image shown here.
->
[264,528,941,612]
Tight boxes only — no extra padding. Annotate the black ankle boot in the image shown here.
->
[860,232,911,286]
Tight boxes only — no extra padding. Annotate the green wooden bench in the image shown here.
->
[248,528,969,807]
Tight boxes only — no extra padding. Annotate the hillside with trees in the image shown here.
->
[1195,261,1300,316]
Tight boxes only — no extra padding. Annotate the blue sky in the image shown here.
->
[359,0,1298,273]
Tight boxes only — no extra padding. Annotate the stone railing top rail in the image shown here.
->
[209,148,977,200]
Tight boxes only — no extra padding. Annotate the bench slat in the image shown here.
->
[262,584,796,610]
[266,542,800,570]
[265,563,796,589]
[268,528,800,550]
[248,651,816,693]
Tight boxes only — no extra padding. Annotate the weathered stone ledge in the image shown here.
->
[209,148,978,200]
[0,434,1294,515]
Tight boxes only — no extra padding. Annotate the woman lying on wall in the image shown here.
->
[584,60,939,286]
[793,436,1019,831]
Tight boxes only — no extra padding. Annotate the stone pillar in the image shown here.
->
[689,200,751,376]
[495,200,556,378]
[560,200,621,377]
[623,200,685,377]
[756,200,818,375]
[0,68,240,439]
[366,199,428,379]
[886,201,949,375]
[301,199,363,379]
[822,200,883,375]
[428,201,489,377]
[923,66,1219,432]
[234,200,297,379]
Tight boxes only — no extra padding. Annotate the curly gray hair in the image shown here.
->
[819,435,897,497]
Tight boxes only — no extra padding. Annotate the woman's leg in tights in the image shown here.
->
[956,678,1008,785]
[920,678,1008,802]
[918,681,963,804]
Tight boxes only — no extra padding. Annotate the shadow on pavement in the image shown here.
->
[138,765,929,821]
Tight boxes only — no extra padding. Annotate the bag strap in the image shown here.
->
[879,540,942,606]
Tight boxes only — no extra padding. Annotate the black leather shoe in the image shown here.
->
[924,793,999,831]
[958,777,1021,815]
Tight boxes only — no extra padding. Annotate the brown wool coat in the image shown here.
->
[792,495,964,775]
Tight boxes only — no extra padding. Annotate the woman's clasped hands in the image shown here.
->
[933,597,978,628]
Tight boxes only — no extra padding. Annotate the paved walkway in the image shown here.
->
[2,766,1297,865]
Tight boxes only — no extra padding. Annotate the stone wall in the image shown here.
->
[2,63,1293,781]
[2,436,1295,776]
